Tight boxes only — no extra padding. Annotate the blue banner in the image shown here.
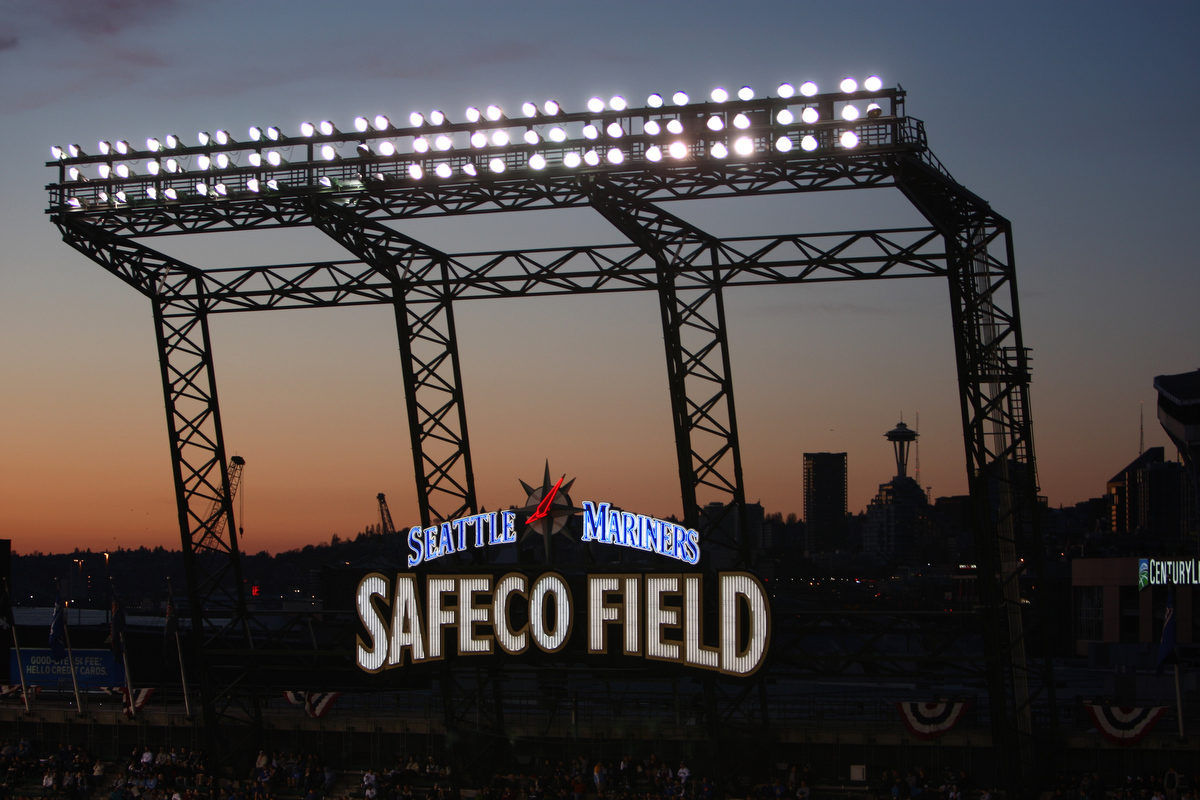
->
[11,648,124,687]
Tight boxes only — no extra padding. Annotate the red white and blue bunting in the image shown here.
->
[284,691,341,719]
[100,686,155,718]
[895,701,970,740]
[1086,705,1168,746]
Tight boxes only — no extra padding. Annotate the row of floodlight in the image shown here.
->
[49,76,885,163]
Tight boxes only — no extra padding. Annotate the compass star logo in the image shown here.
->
[516,462,581,554]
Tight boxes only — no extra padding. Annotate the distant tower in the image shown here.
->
[886,421,919,479]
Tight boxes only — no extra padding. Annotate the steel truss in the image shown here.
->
[51,124,1051,792]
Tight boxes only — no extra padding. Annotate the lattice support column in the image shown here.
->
[584,182,749,567]
[307,200,478,528]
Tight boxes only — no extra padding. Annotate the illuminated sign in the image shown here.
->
[354,571,770,677]
[1139,558,1200,590]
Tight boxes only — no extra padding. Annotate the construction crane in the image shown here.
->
[204,456,245,538]
[377,493,396,536]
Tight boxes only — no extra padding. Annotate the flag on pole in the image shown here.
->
[49,590,67,661]
[110,597,126,658]
[1157,587,1176,675]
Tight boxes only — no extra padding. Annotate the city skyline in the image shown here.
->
[1,1,1197,554]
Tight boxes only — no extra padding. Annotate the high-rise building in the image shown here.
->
[804,452,848,554]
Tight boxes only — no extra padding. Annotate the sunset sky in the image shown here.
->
[1,1,1197,555]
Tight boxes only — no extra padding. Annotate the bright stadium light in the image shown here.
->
[114,140,130,154]
[548,126,567,142]
[733,137,754,156]
[196,155,211,171]
[215,130,232,145]
[647,93,663,108]
[215,153,231,169]
[98,190,109,203]
[266,127,281,141]
[300,122,316,137]
[435,163,452,178]
[521,102,538,118]
[609,95,627,111]
[50,145,64,160]
[563,152,581,168]
[249,126,263,141]
[606,147,624,164]
[248,153,262,167]
[319,121,337,136]
[408,164,423,180]
[800,81,818,97]
[147,138,161,152]
[485,104,503,121]
[115,190,126,203]
[543,100,560,116]
[380,141,398,156]
[491,130,509,146]
[733,113,750,129]
[775,136,793,152]
[646,145,663,162]
[669,141,687,159]
[410,111,425,127]
[354,116,370,132]
[320,144,337,161]
[266,179,280,191]
[588,97,605,113]
[96,165,110,178]
[488,157,505,173]
[840,130,859,148]
[801,107,819,124]
[583,149,600,166]
[196,181,208,196]
[147,161,161,176]
[776,109,794,124]
[67,197,83,209]
[711,87,728,103]
[319,176,333,188]
[410,139,427,153]
[778,83,795,98]
[606,122,623,138]
[866,103,882,118]
[841,105,860,121]
[711,142,728,158]
[740,87,756,101]
[165,158,180,173]
[247,178,260,192]
[435,135,453,150]
[864,75,883,92]
[147,187,158,200]
[582,124,599,140]
[68,144,84,158]
[470,132,487,148]
[214,183,228,197]
[465,107,482,123]
[529,153,547,170]
[706,116,724,131]
[164,188,178,200]
[266,150,284,167]
[840,77,858,93]
[524,130,540,145]
[666,120,683,135]
[373,115,391,131]
[71,166,86,180]
[197,132,211,146]
[645,120,661,135]
[98,141,112,155]
[672,91,689,106]
[165,135,180,149]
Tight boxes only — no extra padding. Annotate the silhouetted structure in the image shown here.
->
[863,422,933,563]
[803,453,847,555]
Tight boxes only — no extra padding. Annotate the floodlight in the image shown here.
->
[733,113,750,129]
[778,83,795,98]
[266,179,280,191]
[775,136,793,153]
[588,97,605,113]
[147,138,161,152]
[733,137,753,156]
[215,153,231,169]
[248,153,262,167]
[543,100,560,116]
[410,111,425,127]
[840,77,857,93]
[841,105,860,121]
[50,145,65,160]
[866,103,882,118]
[320,144,337,161]
[521,102,538,118]
[354,116,370,132]
[147,187,159,199]
[435,135,453,150]
[435,163,452,178]
[610,95,627,111]
[412,138,429,153]
[563,152,582,168]
[646,145,663,162]
[319,121,337,136]
[524,130,540,145]
[669,141,688,159]
[114,140,130,155]
[864,75,883,92]
[115,190,127,203]
[266,127,281,141]
[300,122,316,137]
[99,140,112,155]
[801,135,818,151]
[165,159,180,173]
[465,107,481,123]
[485,105,503,121]
[606,122,623,138]
[645,120,661,135]
[408,164,423,180]
[98,190,109,203]
[196,181,208,196]
[582,124,599,140]
[672,91,689,106]
[840,131,859,148]
[583,149,600,166]
[800,81,818,97]
[666,120,683,135]
[67,197,83,208]
[247,178,260,192]
[197,132,211,146]
[68,144,84,158]
[529,153,547,170]
[776,109,794,125]
[196,155,211,171]
[356,144,372,158]
[373,115,391,131]
[488,157,505,173]
[548,126,567,142]
[711,142,728,158]
[471,132,487,148]
[491,130,509,146]
[214,183,228,197]
[70,167,85,180]
[606,148,624,164]
[380,141,398,156]
[801,107,819,124]
[706,116,724,131]
[164,188,178,200]
[738,86,754,101]
[165,135,180,149]
[266,151,284,167]
[647,93,664,108]
[215,130,232,145]
[249,126,263,141]
[319,176,333,188]
[711,87,728,103]
[147,161,161,176]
